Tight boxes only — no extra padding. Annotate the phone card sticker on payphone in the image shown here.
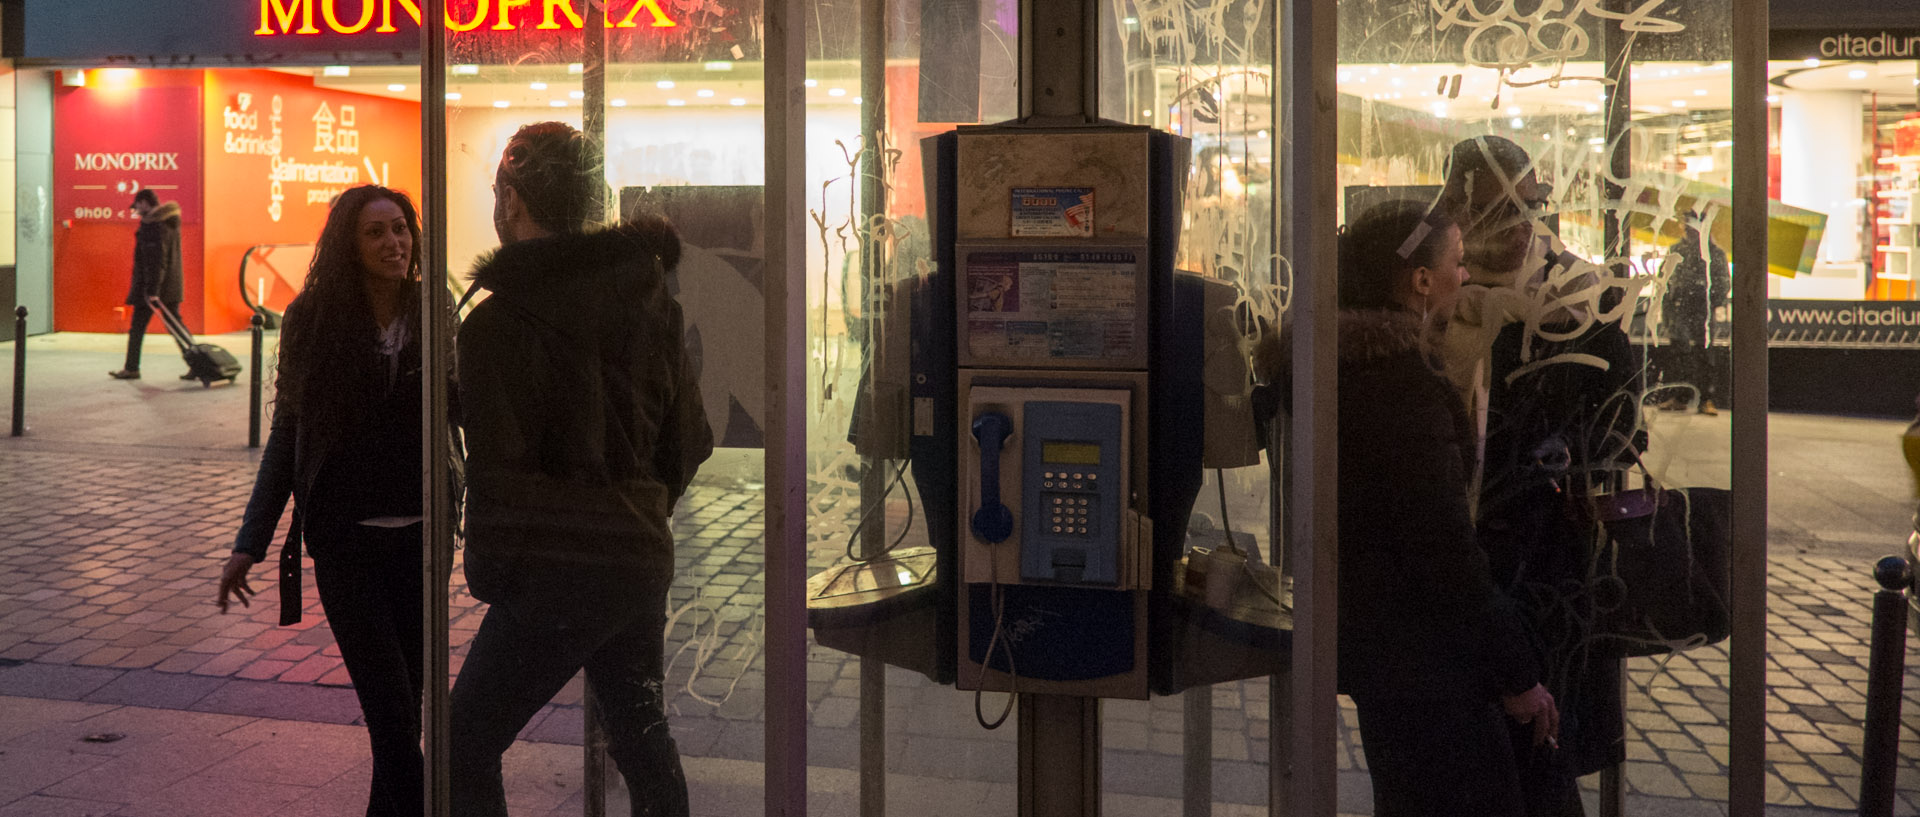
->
[963,250,1142,367]
[1020,401,1124,585]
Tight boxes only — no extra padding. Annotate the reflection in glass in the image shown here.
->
[436,7,770,811]
[1337,1,1735,812]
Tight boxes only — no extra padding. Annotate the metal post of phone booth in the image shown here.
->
[1009,1,1104,813]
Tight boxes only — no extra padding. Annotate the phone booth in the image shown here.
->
[805,5,1287,814]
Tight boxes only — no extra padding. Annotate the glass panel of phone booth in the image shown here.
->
[438,12,770,812]
[1093,3,1285,810]
[1335,1,1736,812]
[795,0,1023,814]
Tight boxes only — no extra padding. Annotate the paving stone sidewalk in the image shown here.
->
[5,332,1920,815]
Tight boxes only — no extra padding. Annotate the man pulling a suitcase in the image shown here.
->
[109,188,185,381]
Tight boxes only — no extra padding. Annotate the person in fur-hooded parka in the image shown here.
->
[450,121,712,817]
[109,189,184,378]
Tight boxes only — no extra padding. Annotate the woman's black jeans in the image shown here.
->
[311,522,425,817]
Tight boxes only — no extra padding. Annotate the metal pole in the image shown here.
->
[856,0,890,811]
[1281,0,1340,812]
[1017,694,1101,817]
[248,313,263,448]
[1729,0,1770,812]
[1182,687,1212,817]
[765,0,809,806]
[421,0,453,814]
[581,8,612,815]
[859,655,885,817]
[10,305,24,437]
[1857,556,1912,817]
[1597,12,1634,813]
[583,687,608,817]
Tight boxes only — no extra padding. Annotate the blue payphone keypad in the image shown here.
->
[1021,401,1123,585]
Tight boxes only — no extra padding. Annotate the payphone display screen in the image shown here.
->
[1042,441,1102,465]
[962,249,1143,367]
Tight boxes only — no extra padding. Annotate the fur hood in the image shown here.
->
[467,217,682,333]
[140,201,181,226]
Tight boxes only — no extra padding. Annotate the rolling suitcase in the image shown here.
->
[147,296,243,387]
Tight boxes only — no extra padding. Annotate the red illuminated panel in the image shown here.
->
[52,77,206,333]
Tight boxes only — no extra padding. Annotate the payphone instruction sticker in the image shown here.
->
[1010,187,1094,237]
[966,250,1137,361]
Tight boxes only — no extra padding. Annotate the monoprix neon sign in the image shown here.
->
[253,0,676,36]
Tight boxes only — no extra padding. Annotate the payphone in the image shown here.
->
[807,120,1292,705]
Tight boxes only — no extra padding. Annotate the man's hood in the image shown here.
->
[468,219,682,322]
[141,201,181,225]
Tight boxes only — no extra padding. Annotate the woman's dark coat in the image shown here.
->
[126,201,183,306]
[1264,309,1540,702]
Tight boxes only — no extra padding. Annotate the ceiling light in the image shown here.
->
[1589,137,1606,145]
[1585,104,1600,113]
[1849,69,1869,80]
[452,64,479,76]
[550,100,566,107]
[1671,100,1688,108]
[730,98,747,106]
[852,96,863,104]
[804,79,818,88]
[611,99,628,107]
[323,65,350,77]
[657,80,675,89]
[1767,94,1781,103]
[493,100,509,108]
[567,63,583,74]
[1694,89,1707,96]
[388,84,406,92]
[827,88,847,97]
[1510,117,1523,128]
[704,61,735,71]
[1805,58,1821,67]
[530,81,547,90]
[696,89,714,98]
[667,99,686,106]
[569,90,585,99]
[445,92,462,100]
[1506,105,1521,116]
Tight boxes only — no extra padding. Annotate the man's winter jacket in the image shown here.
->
[127,201,183,306]
[459,219,713,593]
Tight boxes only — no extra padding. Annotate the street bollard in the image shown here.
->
[11,306,25,437]
[1857,555,1911,817]
[249,313,264,448]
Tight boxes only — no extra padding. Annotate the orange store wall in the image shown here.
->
[201,71,422,335]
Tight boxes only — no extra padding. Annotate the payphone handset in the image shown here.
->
[962,385,1141,589]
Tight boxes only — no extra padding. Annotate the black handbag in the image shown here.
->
[1589,485,1733,657]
